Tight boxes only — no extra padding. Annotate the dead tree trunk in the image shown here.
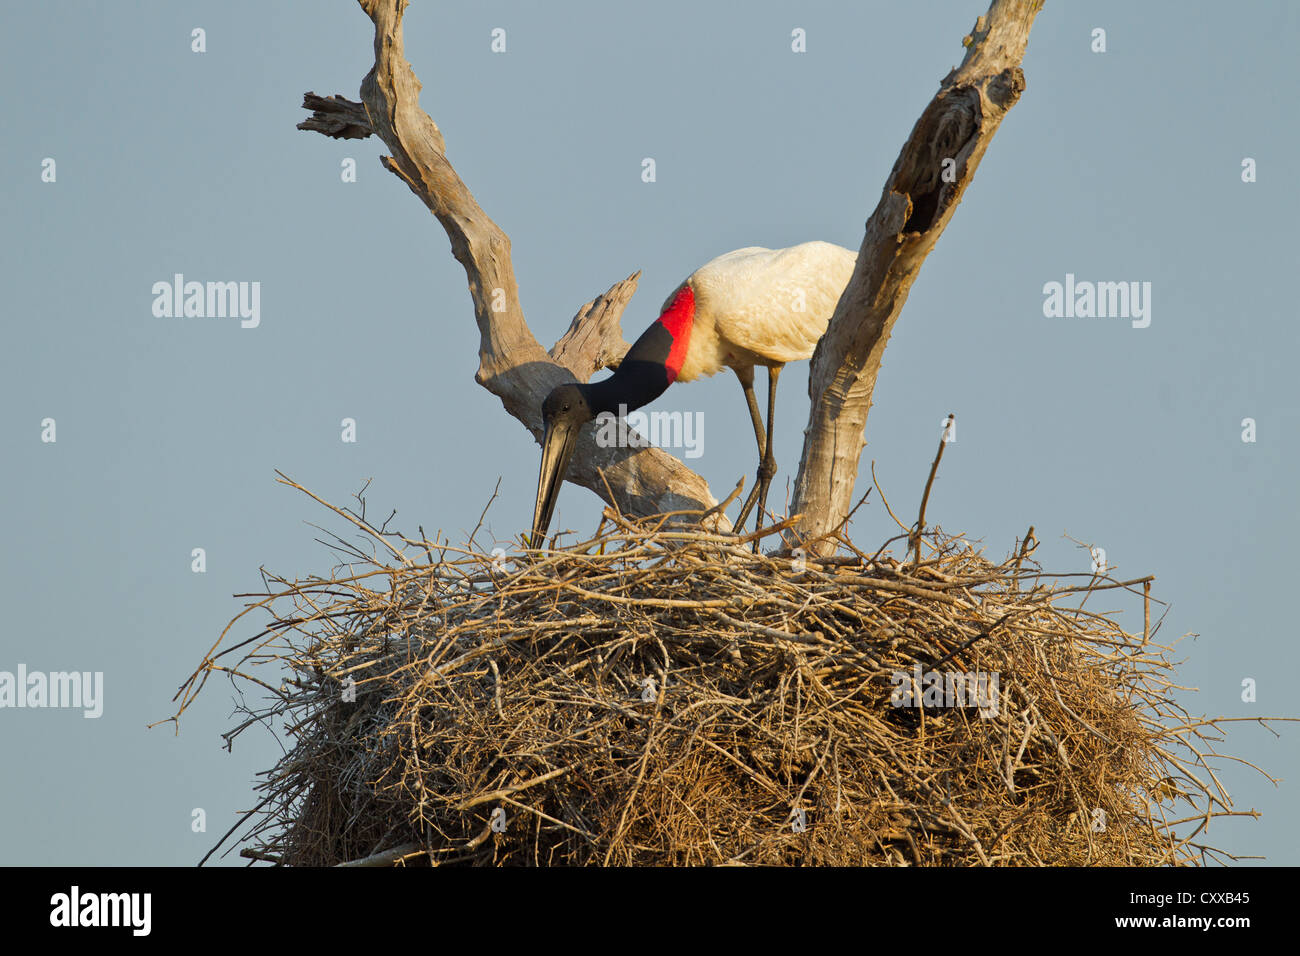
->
[298,0,1040,550]
[790,0,1041,553]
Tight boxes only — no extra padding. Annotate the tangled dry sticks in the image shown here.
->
[168,477,1278,867]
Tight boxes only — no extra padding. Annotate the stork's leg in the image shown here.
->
[734,365,782,545]
[733,366,768,533]
[753,364,782,539]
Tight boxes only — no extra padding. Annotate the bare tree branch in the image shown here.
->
[548,272,639,380]
[300,0,723,536]
[297,92,372,139]
[791,0,1042,554]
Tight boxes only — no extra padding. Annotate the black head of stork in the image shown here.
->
[528,328,682,550]
[530,383,597,550]
[527,242,858,551]
[529,294,685,550]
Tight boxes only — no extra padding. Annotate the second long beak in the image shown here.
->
[530,419,579,550]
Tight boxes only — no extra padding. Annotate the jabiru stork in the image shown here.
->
[530,241,857,550]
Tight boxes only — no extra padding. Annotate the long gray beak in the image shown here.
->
[530,419,579,550]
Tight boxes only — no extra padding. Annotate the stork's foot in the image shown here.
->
[751,456,778,552]
[735,455,778,548]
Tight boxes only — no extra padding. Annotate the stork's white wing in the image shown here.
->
[684,241,857,364]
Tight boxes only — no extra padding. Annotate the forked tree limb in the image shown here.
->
[790,0,1042,554]
[301,0,1038,550]
[298,0,725,536]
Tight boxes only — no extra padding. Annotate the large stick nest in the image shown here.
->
[171,483,1267,867]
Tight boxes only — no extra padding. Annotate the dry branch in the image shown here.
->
[548,272,639,380]
[298,92,372,139]
[299,0,724,533]
[791,0,1042,552]
[910,414,954,565]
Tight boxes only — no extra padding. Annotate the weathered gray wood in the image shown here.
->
[548,272,638,380]
[789,0,1041,553]
[300,0,723,535]
[298,92,372,140]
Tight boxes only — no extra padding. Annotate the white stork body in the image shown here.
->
[670,241,858,383]
[530,240,858,550]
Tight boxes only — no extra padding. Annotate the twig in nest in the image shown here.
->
[910,414,953,566]
[701,477,745,523]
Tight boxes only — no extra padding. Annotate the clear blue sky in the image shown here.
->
[2,0,1296,865]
